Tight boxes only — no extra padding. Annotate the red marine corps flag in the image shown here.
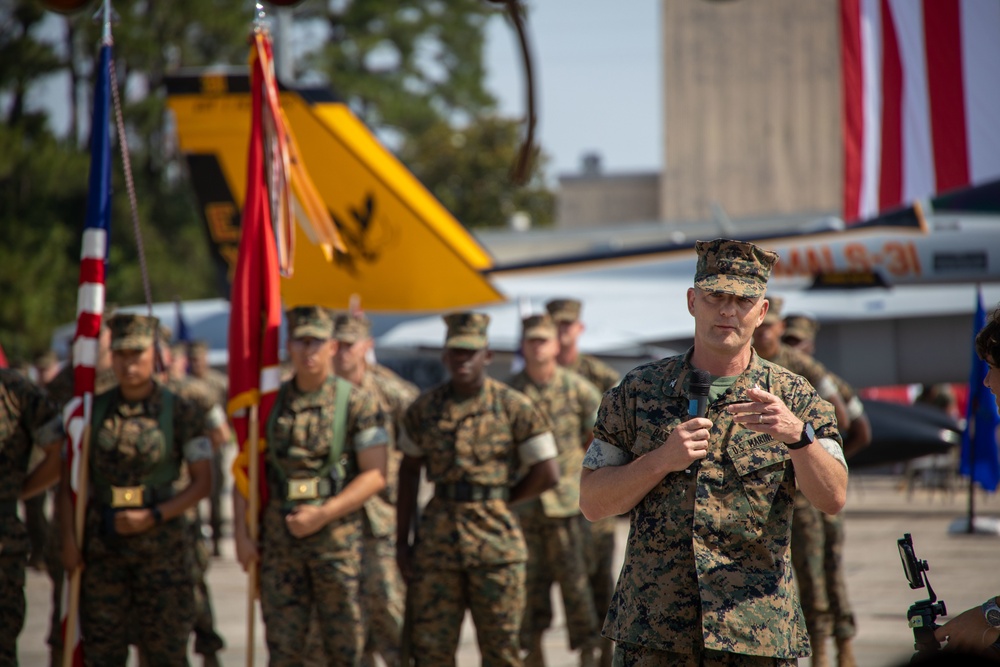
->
[227,28,284,661]
[60,25,114,667]
[228,32,283,518]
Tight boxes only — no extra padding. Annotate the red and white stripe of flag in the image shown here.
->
[842,0,1000,222]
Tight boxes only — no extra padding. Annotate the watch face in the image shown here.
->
[987,608,1000,627]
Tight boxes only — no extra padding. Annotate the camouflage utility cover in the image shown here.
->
[783,314,820,343]
[332,312,372,343]
[694,239,778,298]
[590,351,842,658]
[400,377,552,569]
[508,367,600,518]
[287,305,333,340]
[545,298,582,323]
[443,311,490,350]
[108,313,160,350]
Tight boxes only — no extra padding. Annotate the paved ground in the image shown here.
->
[16,473,1000,666]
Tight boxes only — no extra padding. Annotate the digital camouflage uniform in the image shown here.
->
[399,376,555,667]
[584,350,845,660]
[81,381,210,666]
[827,376,862,641]
[260,373,388,667]
[758,343,851,644]
[358,363,418,667]
[188,343,229,557]
[563,353,620,645]
[43,363,117,663]
[165,374,227,659]
[508,363,602,653]
[0,369,62,666]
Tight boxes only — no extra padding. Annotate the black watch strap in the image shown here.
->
[786,423,816,450]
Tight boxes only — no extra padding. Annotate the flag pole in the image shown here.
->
[246,404,260,667]
[966,405,977,535]
[62,425,91,667]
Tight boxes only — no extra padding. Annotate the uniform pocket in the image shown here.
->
[730,443,791,528]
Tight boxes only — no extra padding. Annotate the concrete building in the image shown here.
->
[557,0,842,229]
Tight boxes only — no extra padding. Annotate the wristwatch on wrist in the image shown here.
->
[786,423,816,450]
[983,597,1000,628]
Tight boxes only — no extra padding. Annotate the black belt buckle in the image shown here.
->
[451,482,474,502]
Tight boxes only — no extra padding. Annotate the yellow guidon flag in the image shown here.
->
[165,62,503,311]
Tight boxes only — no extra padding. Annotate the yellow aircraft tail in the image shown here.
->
[165,71,503,312]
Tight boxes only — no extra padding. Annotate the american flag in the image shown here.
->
[841,0,1000,221]
[60,38,113,666]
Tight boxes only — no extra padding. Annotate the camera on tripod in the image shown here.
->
[898,533,947,657]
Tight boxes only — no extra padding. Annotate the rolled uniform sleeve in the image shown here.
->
[183,436,213,463]
[818,438,848,470]
[583,382,634,470]
[174,392,214,463]
[347,385,390,452]
[518,432,557,465]
[506,391,556,467]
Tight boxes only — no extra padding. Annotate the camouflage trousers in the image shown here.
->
[791,493,855,641]
[791,495,829,639]
[45,514,64,663]
[409,562,526,667]
[189,518,225,656]
[583,516,617,621]
[0,554,26,667]
[80,517,195,666]
[259,504,364,667]
[361,530,405,667]
[612,641,798,667]
[518,508,599,650]
[821,511,855,638]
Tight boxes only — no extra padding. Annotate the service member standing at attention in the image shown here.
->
[580,240,849,666]
[232,305,389,667]
[187,340,229,557]
[781,313,870,667]
[396,312,559,667]
[58,313,213,666]
[508,314,602,667]
[0,368,64,665]
[332,311,419,667]
[545,297,620,667]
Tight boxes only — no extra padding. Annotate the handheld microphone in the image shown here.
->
[684,369,712,475]
[688,369,711,419]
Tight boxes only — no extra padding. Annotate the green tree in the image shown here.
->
[299,0,553,228]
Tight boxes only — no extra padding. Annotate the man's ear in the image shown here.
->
[686,288,696,316]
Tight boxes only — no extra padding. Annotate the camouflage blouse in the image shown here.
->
[508,366,600,518]
[565,353,620,394]
[400,377,553,569]
[589,350,843,659]
[0,369,62,555]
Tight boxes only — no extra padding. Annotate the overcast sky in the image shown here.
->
[483,0,662,179]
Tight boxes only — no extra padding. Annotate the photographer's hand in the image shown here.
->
[934,598,1000,652]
